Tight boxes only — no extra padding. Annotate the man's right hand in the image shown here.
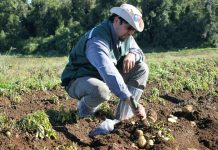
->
[126,97,147,120]
[135,103,146,120]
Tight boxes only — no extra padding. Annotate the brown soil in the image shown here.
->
[0,85,218,150]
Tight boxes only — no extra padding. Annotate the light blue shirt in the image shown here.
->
[85,21,144,101]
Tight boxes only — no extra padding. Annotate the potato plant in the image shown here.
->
[98,101,114,118]
[148,57,217,96]
[9,91,22,105]
[146,87,162,102]
[0,113,15,134]
[49,94,60,105]
[145,121,174,142]
[0,113,9,130]
[18,110,57,139]
[0,56,64,98]
[57,106,78,124]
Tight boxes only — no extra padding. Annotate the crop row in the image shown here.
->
[147,58,218,102]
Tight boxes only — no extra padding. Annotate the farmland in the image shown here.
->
[0,48,217,150]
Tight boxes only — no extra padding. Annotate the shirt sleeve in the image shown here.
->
[85,37,131,101]
[129,37,145,62]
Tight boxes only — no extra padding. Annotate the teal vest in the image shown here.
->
[61,20,132,86]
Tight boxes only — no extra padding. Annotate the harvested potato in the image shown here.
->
[142,119,149,126]
[135,129,143,137]
[182,105,193,113]
[6,131,12,137]
[147,109,157,123]
[138,135,147,148]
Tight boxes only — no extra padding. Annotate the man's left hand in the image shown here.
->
[123,53,136,73]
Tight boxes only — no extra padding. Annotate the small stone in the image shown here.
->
[131,121,135,125]
[148,139,154,146]
[169,114,178,120]
[131,143,138,148]
[168,117,177,123]
[157,130,162,137]
[190,121,196,127]
[162,137,170,141]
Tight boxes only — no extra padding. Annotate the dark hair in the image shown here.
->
[109,13,128,25]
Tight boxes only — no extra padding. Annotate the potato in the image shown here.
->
[142,119,149,126]
[148,116,156,123]
[135,129,143,137]
[6,131,12,137]
[147,109,157,123]
[138,135,147,148]
[182,105,193,113]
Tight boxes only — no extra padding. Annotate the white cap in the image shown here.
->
[110,4,144,32]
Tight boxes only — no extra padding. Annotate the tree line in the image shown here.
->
[0,0,217,55]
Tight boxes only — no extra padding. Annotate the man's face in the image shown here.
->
[113,17,136,41]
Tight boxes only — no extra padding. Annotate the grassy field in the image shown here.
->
[1,48,217,99]
[0,48,217,105]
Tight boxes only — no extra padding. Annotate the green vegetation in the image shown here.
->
[0,0,217,55]
[0,56,65,101]
[44,143,78,150]
[46,106,78,125]
[49,94,60,105]
[56,106,78,124]
[149,58,217,94]
[0,48,217,105]
[147,87,161,102]
[147,121,174,141]
[18,110,57,139]
[147,48,218,98]
[98,101,114,118]
[0,113,15,132]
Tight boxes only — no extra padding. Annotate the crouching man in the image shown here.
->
[61,4,149,124]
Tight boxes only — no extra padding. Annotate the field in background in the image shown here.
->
[0,48,217,149]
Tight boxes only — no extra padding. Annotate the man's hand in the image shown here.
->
[126,97,147,120]
[135,103,146,120]
[123,53,136,73]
